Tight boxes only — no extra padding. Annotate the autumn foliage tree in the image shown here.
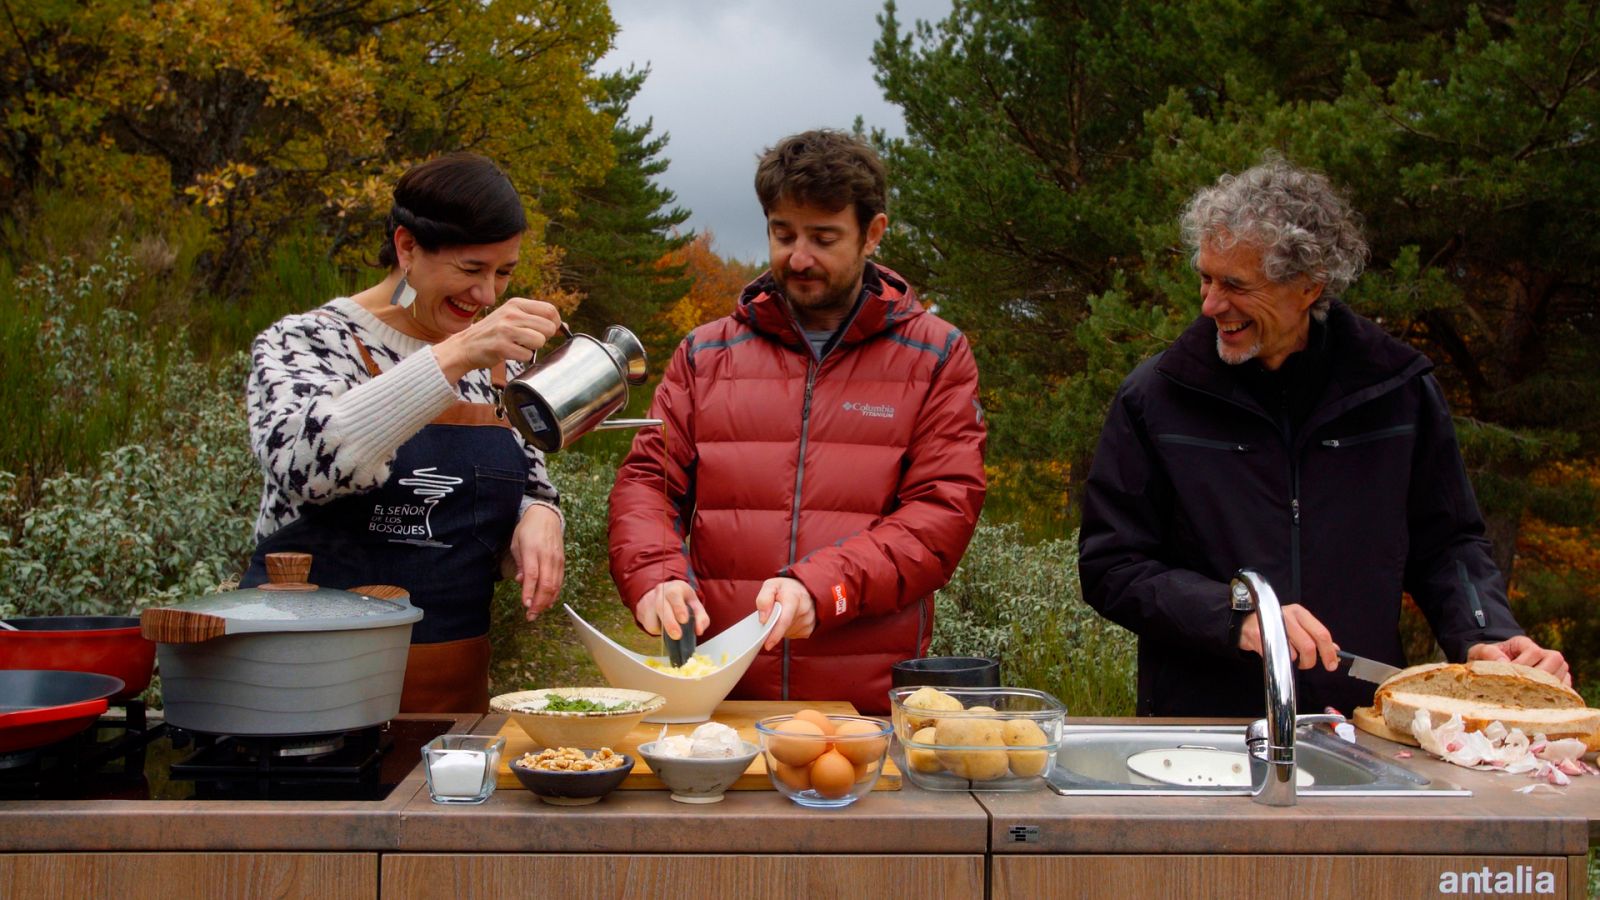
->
[658,232,763,338]
[1,0,619,297]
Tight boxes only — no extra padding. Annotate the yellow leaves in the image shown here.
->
[183,162,260,210]
[658,233,761,336]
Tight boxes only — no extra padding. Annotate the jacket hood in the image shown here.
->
[734,262,924,350]
[1157,300,1432,412]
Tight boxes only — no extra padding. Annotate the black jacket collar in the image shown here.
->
[1156,300,1433,419]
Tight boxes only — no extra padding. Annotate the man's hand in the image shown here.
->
[754,577,816,651]
[509,504,564,620]
[634,580,709,640]
[1468,636,1571,685]
[1236,603,1340,671]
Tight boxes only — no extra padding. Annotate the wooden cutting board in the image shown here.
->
[494,700,901,791]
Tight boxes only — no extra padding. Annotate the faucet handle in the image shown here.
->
[1294,713,1346,730]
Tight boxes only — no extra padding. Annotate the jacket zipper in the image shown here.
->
[782,360,819,700]
[1320,424,1416,448]
[1280,414,1302,605]
[1156,434,1252,452]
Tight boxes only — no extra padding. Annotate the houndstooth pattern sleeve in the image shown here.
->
[248,309,457,539]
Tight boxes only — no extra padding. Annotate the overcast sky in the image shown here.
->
[598,0,954,264]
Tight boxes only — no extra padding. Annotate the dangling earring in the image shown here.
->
[389,270,417,309]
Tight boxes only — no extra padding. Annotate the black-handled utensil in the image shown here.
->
[664,607,696,668]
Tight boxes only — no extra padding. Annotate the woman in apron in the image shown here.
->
[242,153,564,713]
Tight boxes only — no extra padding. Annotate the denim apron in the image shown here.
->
[244,325,526,713]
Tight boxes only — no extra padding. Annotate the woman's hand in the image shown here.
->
[434,297,561,383]
[509,504,565,620]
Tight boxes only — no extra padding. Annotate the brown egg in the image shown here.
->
[772,760,812,792]
[792,708,836,736]
[852,758,878,782]
[767,719,827,767]
[809,749,855,799]
[832,719,888,765]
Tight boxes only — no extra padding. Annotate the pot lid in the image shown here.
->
[140,553,422,643]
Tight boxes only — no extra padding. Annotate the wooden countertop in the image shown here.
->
[0,716,1592,857]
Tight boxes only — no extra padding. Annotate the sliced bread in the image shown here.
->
[1379,691,1600,741]
[1373,660,1583,714]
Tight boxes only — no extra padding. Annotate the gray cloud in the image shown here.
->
[600,0,953,264]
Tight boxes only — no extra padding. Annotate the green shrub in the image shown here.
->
[0,350,256,620]
[488,443,654,693]
[932,522,1137,716]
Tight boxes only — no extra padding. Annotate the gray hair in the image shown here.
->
[1180,158,1369,320]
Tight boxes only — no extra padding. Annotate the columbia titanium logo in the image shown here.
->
[841,401,895,419]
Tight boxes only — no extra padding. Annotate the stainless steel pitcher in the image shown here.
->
[501,324,661,452]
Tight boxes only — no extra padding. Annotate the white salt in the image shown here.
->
[429,750,487,797]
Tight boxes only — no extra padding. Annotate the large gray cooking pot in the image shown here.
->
[140,553,421,736]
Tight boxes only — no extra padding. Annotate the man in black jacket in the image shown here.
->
[1079,159,1568,717]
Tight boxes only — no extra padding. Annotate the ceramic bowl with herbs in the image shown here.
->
[490,687,664,749]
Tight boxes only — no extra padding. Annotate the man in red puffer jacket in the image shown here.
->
[608,129,987,714]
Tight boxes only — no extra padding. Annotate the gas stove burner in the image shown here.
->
[170,725,390,785]
[270,734,345,759]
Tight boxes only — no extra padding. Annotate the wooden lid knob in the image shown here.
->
[261,552,316,592]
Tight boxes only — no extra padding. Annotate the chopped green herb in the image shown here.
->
[538,694,636,713]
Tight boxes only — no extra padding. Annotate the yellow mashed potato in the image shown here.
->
[644,652,727,678]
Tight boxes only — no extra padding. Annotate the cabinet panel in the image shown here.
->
[382,854,984,900]
[0,852,377,899]
[993,854,1576,900]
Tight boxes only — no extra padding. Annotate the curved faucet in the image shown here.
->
[1230,568,1345,806]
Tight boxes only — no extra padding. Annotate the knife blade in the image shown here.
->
[1337,650,1402,684]
[663,606,696,668]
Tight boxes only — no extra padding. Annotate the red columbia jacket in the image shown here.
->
[608,263,987,713]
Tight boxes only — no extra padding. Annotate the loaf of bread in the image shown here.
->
[1371,660,1583,714]
[1379,691,1600,741]
[1350,660,1598,749]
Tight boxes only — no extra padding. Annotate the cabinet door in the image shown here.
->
[0,852,377,899]
[382,854,984,900]
[993,854,1579,900]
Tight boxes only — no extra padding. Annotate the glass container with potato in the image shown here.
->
[888,686,1065,791]
[754,712,893,808]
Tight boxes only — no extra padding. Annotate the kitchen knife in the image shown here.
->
[663,606,696,668]
[1338,650,1402,684]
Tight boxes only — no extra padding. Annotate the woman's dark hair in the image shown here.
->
[377,153,528,268]
[754,129,886,235]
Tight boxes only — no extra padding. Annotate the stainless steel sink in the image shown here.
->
[1047,724,1471,797]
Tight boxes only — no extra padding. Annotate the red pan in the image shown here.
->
[0,616,155,700]
[0,670,124,753]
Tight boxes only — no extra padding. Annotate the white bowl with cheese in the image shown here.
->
[563,602,781,723]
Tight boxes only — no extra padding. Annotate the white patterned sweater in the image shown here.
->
[248,297,559,543]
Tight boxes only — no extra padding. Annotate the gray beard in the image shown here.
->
[1216,333,1262,366]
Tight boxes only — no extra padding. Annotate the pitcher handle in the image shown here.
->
[528,321,575,367]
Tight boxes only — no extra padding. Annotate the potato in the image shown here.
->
[907,727,943,773]
[902,687,963,731]
[1002,718,1050,777]
[934,717,1009,781]
[907,727,943,772]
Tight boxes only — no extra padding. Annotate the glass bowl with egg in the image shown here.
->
[888,686,1065,791]
[563,602,782,722]
[755,712,892,808]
